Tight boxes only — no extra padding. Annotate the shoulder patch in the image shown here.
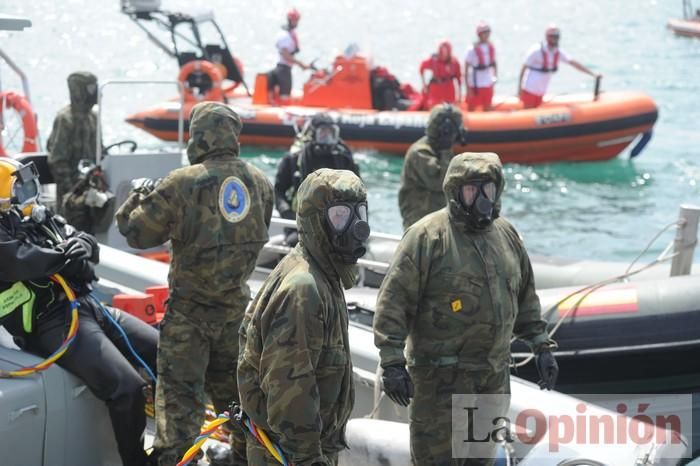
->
[218,176,250,223]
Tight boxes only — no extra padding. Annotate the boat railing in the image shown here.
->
[0,49,32,104]
[269,206,700,279]
[96,79,185,164]
[670,204,700,276]
[265,216,399,277]
[683,0,693,19]
[0,17,40,148]
[593,75,602,101]
[270,216,402,242]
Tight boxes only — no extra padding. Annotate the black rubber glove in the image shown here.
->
[60,236,92,262]
[535,350,559,390]
[382,364,414,407]
[131,177,162,195]
[61,259,97,285]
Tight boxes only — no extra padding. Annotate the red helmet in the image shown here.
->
[287,8,301,23]
[476,21,490,35]
[438,40,452,58]
[545,24,560,36]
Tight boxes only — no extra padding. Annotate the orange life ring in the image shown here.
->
[0,91,39,156]
[177,60,224,102]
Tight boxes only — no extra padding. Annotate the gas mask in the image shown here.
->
[434,117,460,151]
[459,179,497,229]
[314,124,340,146]
[301,123,343,178]
[325,201,370,264]
[86,82,98,108]
[310,123,340,156]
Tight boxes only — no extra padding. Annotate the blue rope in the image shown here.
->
[89,293,157,383]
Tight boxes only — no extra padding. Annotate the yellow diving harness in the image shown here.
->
[0,273,79,377]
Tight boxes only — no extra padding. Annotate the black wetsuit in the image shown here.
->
[274,140,359,245]
[0,209,158,466]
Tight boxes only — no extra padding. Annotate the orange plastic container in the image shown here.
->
[113,293,160,325]
[145,285,170,317]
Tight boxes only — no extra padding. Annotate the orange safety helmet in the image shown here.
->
[476,21,491,35]
[545,23,560,36]
[287,8,301,23]
[0,158,41,218]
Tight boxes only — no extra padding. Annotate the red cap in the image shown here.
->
[476,21,490,35]
[287,8,301,23]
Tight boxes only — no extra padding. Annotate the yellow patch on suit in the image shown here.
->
[451,299,462,313]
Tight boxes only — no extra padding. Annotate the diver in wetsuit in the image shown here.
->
[0,158,158,466]
[274,113,360,246]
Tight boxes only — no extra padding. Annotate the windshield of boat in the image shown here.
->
[172,17,223,57]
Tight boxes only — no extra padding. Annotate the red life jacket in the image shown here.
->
[425,55,459,84]
[473,42,496,70]
[528,45,559,73]
[289,29,300,54]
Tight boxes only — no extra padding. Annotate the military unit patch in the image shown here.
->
[219,176,250,223]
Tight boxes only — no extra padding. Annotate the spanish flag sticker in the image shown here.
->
[557,285,638,317]
[451,299,462,313]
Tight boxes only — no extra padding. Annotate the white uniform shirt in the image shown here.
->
[465,43,497,88]
[521,42,571,96]
[276,29,298,66]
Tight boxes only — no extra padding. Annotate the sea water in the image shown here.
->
[2,0,699,263]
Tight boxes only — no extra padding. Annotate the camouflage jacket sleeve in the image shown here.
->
[405,146,444,194]
[373,227,427,367]
[46,113,75,182]
[260,276,326,465]
[511,229,552,352]
[115,175,180,249]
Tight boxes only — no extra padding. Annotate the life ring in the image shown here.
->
[177,60,224,102]
[0,91,39,156]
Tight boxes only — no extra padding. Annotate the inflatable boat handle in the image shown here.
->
[630,130,652,158]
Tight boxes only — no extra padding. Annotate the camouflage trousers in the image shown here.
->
[153,301,247,466]
[245,439,338,466]
[54,180,71,216]
[408,366,510,466]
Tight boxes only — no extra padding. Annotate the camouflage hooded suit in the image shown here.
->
[116,102,274,465]
[238,169,363,466]
[47,71,99,214]
[398,104,463,230]
[375,153,552,465]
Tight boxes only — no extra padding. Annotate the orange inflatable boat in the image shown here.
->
[126,53,658,164]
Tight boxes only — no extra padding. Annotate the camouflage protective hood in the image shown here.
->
[426,103,463,148]
[443,152,505,230]
[67,72,97,114]
[296,168,367,289]
[186,102,242,164]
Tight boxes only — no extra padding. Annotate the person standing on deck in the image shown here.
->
[518,24,602,109]
[465,22,497,111]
